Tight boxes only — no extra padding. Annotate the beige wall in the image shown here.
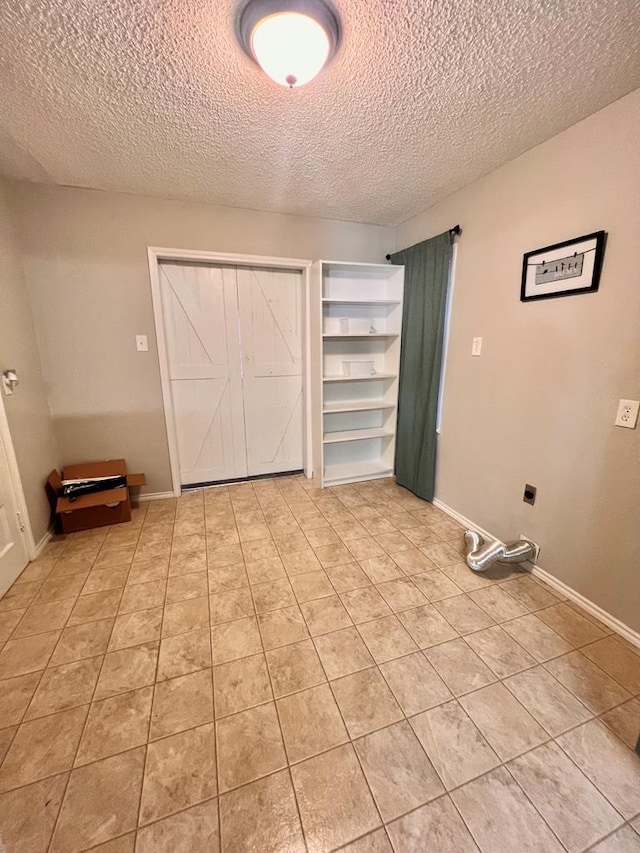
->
[0,179,58,543]
[7,89,639,631]
[10,184,393,494]
[396,88,640,633]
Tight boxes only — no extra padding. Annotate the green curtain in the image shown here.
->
[391,231,453,501]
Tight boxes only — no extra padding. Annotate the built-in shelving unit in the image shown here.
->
[311,260,405,487]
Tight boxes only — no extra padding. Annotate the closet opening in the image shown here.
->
[148,248,313,496]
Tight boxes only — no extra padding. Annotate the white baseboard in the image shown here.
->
[137,491,176,503]
[432,498,640,651]
[432,499,497,547]
[33,526,54,558]
[527,564,640,651]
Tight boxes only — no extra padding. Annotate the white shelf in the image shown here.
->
[323,428,394,444]
[319,260,402,274]
[312,260,404,489]
[323,400,396,414]
[322,373,396,383]
[323,460,394,486]
[322,298,401,305]
[322,332,399,339]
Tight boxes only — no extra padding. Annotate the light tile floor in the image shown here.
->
[0,475,639,852]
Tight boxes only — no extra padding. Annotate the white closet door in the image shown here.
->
[160,262,248,485]
[0,422,29,596]
[237,266,303,476]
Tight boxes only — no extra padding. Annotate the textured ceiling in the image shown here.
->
[1,1,639,226]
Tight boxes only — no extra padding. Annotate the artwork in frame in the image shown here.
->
[520,231,606,302]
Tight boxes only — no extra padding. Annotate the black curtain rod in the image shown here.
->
[385,224,461,261]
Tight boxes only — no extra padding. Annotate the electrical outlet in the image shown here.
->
[614,399,639,429]
[523,484,536,505]
[471,337,483,357]
[136,335,149,352]
[520,534,540,562]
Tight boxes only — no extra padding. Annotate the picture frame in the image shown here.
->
[520,231,606,302]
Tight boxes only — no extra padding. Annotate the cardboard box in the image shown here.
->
[47,459,146,534]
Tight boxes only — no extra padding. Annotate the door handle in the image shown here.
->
[2,369,18,396]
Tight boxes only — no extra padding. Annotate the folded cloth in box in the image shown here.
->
[61,475,127,501]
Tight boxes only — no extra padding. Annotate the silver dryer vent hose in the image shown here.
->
[464,530,537,573]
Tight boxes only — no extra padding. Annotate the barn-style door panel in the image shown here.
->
[159,261,303,486]
[237,266,303,476]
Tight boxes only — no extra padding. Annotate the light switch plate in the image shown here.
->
[136,335,149,352]
[471,337,483,357]
[614,399,639,429]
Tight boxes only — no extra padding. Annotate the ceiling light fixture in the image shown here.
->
[236,0,340,88]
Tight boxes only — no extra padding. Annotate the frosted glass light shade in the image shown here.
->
[252,12,330,87]
[237,0,340,88]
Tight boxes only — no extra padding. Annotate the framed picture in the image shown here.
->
[520,231,606,302]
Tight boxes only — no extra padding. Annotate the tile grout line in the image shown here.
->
[334,483,583,853]
[2,478,639,852]
[444,686,627,850]
[538,654,638,714]
[44,511,146,853]
[1,678,630,850]
[303,602,391,848]
[274,482,639,846]
[205,489,226,853]
[1,652,619,799]
[133,503,177,843]
[313,481,482,850]
[242,518,313,853]
[2,566,637,723]
[248,478,395,849]
[444,765,551,853]
[589,821,640,851]
[0,557,66,794]
[552,729,637,832]
[4,527,637,708]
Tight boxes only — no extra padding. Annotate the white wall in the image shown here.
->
[10,184,393,494]
[0,178,59,543]
[396,88,640,633]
